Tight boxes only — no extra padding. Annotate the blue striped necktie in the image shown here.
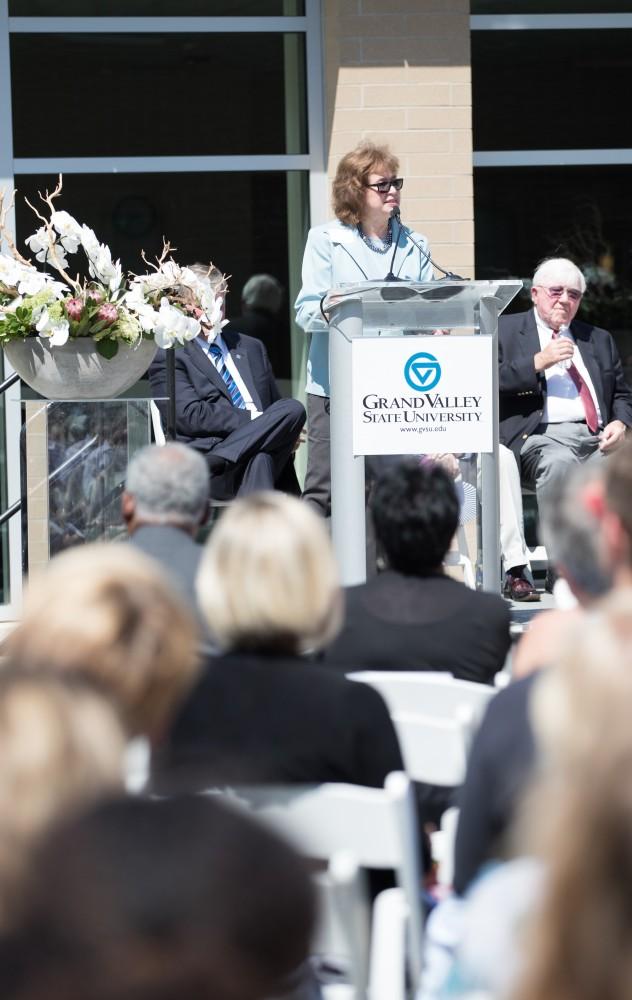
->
[209,342,246,409]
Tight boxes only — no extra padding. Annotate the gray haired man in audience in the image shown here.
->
[122,443,210,627]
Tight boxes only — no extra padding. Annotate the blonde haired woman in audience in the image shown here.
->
[0,670,125,926]
[156,491,404,791]
[3,543,200,745]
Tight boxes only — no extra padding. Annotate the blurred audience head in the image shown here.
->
[531,588,632,776]
[196,491,342,655]
[241,274,283,316]
[0,795,316,1000]
[514,588,632,1000]
[602,439,632,582]
[123,443,209,535]
[538,461,612,603]
[0,669,124,926]
[332,140,399,226]
[4,544,199,741]
[370,460,460,575]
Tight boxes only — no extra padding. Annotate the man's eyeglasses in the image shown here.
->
[539,285,583,303]
[365,177,404,193]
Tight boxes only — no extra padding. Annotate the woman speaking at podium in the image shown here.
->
[295,140,434,516]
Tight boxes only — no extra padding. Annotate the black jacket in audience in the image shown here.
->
[321,571,511,684]
[155,651,404,792]
[453,673,538,895]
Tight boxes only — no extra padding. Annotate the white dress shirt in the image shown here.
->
[534,308,602,427]
[196,333,261,418]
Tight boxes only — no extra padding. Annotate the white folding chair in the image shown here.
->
[348,671,496,750]
[430,805,460,889]
[223,771,424,997]
[368,887,408,1000]
[390,711,469,787]
[311,852,371,1000]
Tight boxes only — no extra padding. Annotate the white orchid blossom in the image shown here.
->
[0,254,26,290]
[35,308,70,346]
[152,297,200,349]
[87,244,123,293]
[16,269,53,297]
[0,257,67,302]
[121,283,158,331]
[80,224,100,258]
[1,185,229,357]
[204,294,229,343]
[25,227,69,270]
[51,211,82,253]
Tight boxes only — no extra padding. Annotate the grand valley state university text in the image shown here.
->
[361,394,483,424]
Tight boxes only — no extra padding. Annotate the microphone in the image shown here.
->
[392,209,466,281]
[384,207,403,282]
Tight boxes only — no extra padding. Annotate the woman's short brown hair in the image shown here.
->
[332,140,399,226]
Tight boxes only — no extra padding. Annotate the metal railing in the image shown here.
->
[0,371,21,526]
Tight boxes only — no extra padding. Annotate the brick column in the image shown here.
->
[323,0,473,276]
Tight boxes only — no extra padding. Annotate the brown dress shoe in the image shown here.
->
[503,572,541,603]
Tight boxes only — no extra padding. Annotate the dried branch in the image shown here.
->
[140,238,176,273]
[24,174,80,294]
[0,188,33,267]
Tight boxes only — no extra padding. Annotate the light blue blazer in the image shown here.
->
[294,218,434,396]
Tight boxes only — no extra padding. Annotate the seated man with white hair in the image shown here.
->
[498,256,632,601]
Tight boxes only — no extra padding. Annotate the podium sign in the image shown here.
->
[352,336,493,456]
[325,279,523,590]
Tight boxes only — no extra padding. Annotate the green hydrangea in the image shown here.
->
[113,308,142,345]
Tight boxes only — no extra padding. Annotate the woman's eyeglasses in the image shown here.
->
[365,177,404,193]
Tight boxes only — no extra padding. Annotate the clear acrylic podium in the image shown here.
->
[324,280,522,591]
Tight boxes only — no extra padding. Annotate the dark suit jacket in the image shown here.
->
[148,331,300,496]
[154,651,404,792]
[453,673,538,896]
[149,330,282,454]
[321,571,511,685]
[129,524,203,610]
[127,525,217,649]
[499,309,632,465]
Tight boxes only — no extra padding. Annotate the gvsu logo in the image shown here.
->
[404,352,442,392]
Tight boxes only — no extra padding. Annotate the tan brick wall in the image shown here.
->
[323,0,473,277]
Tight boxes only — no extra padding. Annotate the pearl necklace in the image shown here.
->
[358,219,393,254]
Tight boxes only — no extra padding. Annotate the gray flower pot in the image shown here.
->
[3,337,157,400]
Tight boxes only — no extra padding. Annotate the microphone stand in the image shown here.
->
[384,207,402,282]
[386,207,466,281]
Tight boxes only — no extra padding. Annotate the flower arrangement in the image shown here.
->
[0,177,226,359]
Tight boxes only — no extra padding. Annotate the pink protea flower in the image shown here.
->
[65,297,84,321]
[86,287,104,304]
[96,303,118,326]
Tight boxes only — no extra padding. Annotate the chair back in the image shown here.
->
[348,671,495,748]
[391,711,469,786]
[312,852,370,1000]
[223,772,424,993]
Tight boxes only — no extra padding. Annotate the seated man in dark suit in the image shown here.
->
[321,460,511,683]
[499,256,632,600]
[148,264,305,500]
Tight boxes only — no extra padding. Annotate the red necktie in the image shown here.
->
[552,330,599,433]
